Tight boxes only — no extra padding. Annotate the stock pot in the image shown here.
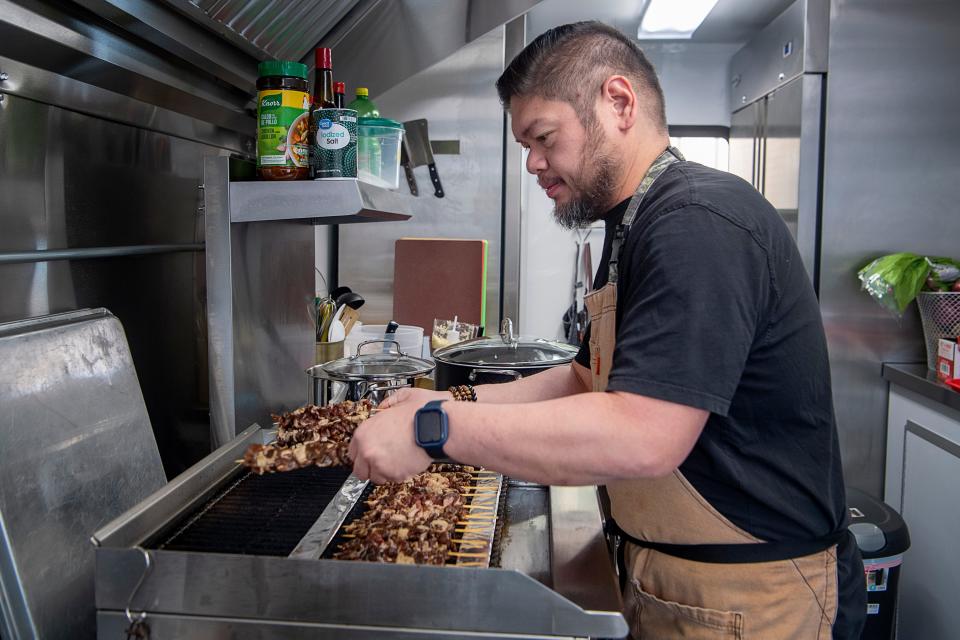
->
[432,319,578,389]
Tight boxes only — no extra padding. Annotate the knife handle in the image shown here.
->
[403,164,419,196]
[428,163,444,198]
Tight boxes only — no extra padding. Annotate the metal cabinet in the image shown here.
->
[885,385,960,638]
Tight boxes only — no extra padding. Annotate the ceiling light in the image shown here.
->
[638,0,720,39]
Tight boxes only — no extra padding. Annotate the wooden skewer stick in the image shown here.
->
[448,551,489,558]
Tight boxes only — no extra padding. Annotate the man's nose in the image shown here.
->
[525,148,546,174]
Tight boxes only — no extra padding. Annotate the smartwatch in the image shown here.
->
[414,399,449,460]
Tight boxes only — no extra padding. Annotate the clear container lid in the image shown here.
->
[433,337,578,367]
[358,117,404,131]
[312,345,434,382]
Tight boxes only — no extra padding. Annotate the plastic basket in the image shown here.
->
[916,292,960,370]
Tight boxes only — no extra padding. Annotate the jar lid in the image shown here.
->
[311,348,435,382]
[358,117,404,130]
[433,336,578,368]
[258,60,308,80]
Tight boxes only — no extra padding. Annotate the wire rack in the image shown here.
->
[916,292,960,370]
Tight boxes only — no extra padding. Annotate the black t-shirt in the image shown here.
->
[576,161,864,638]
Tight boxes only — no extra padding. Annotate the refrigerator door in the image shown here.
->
[762,74,824,286]
[763,77,803,240]
[729,101,761,188]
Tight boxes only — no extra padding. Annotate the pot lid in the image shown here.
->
[434,336,578,368]
[311,349,434,382]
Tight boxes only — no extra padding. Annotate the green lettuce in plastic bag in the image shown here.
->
[858,252,960,315]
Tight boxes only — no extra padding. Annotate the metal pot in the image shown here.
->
[307,340,435,406]
[432,319,579,389]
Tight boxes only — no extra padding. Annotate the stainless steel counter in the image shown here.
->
[882,363,960,414]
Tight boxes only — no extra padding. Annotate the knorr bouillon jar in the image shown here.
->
[256,60,310,180]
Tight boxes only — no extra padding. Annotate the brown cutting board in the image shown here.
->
[393,238,488,334]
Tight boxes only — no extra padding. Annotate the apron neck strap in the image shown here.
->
[607,146,683,284]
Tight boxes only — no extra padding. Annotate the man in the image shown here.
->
[350,21,865,639]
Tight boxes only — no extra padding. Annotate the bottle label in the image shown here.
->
[312,109,358,178]
[256,89,310,168]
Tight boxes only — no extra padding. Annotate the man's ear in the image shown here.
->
[601,75,638,131]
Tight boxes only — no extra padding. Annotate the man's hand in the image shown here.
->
[349,388,442,484]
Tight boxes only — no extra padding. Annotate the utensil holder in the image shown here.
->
[315,340,344,364]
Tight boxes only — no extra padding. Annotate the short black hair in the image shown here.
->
[496,21,667,133]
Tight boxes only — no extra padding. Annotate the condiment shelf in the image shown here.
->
[229,178,412,224]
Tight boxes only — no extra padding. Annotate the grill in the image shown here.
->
[92,424,627,639]
[149,466,353,555]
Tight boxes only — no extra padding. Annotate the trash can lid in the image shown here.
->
[846,487,911,558]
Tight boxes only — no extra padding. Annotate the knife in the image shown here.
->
[403,118,445,198]
[399,141,419,196]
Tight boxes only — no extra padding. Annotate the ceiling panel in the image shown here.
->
[526,0,797,45]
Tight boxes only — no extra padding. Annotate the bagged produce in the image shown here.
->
[858,253,960,315]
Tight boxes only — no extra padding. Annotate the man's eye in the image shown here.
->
[536,132,552,144]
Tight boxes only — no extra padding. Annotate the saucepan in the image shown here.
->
[307,340,435,406]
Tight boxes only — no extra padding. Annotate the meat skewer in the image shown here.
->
[333,468,480,565]
[241,399,373,474]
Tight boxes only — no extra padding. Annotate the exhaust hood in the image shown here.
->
[160,0,366,63]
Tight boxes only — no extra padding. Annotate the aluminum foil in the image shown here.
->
[288,474,369,559]
[453,472,504,568]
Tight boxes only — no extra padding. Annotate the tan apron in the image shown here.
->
[584,147,839,639]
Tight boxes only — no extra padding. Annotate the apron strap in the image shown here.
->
[609,518,848,566]
[608,146,684,285]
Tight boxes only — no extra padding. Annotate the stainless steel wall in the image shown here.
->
[0,93,235,476]
[820,0,960,495]
[337,28,505,331]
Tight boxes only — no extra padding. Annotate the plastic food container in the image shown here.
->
[357,118,404,189]
[344,323,424,358]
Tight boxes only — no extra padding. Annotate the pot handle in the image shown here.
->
[352,339,403,358]
[468,368,522,383]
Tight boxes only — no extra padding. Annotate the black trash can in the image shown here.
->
[846,488,911,640]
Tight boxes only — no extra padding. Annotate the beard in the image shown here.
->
[552,135,621,230]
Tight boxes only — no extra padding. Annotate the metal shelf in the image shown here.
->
[229,178,412,224]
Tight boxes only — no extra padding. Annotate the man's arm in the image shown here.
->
[350,387,707,486]
[473,361,592,403]
[378,361,590,411]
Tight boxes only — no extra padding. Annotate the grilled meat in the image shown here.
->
[333,469,474,565]
[275,399,372,447]
[241,400,373,474]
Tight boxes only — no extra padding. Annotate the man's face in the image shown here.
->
[510,94,619,229]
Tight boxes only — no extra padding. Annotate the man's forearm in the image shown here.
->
[473,362,590,404]
[442,390,706,486]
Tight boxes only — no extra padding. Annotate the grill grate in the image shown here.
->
[149,466,352,556]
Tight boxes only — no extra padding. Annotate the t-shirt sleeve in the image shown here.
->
[606,204,772,415]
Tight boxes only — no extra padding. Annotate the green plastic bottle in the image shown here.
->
[350,88,382,182]
[348,87,380,117]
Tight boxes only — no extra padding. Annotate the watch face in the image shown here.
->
[417,411,444,444]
